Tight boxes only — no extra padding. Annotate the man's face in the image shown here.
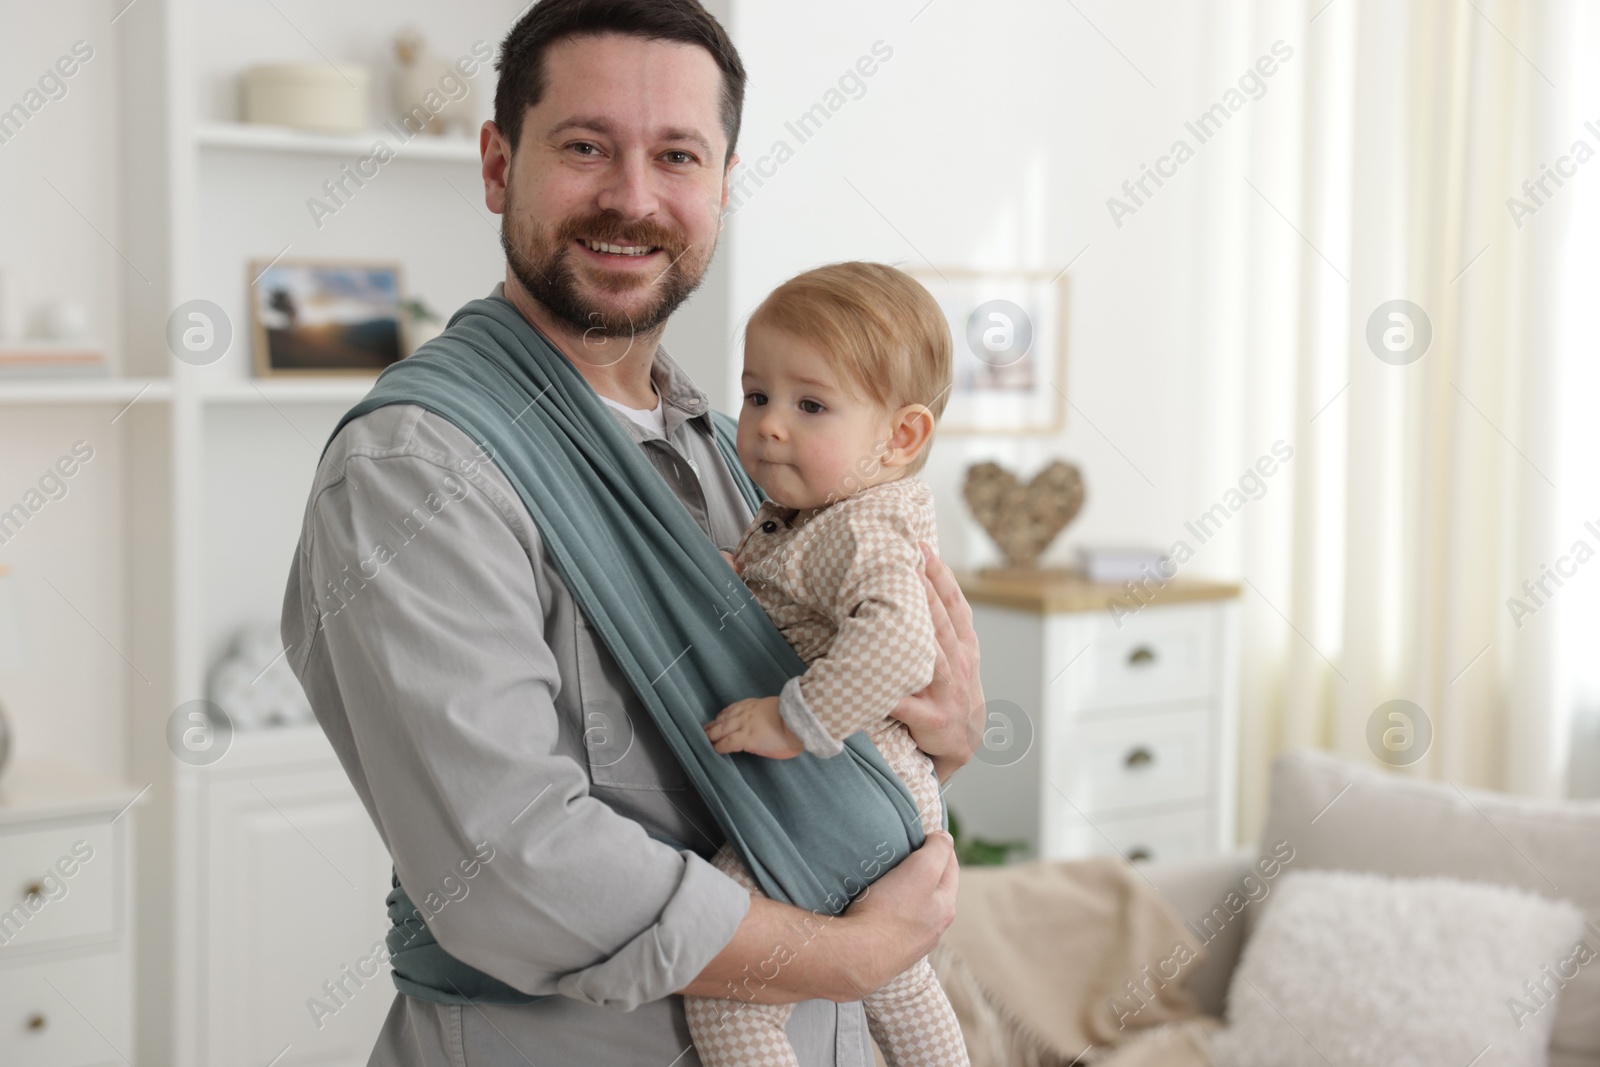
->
[497,34,733,344]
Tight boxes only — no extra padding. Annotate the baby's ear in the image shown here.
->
[884,403,936,469]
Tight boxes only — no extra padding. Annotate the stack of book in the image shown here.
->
[0,344,108,379]
[1076,545,1170,584]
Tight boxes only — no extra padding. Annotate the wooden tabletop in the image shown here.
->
[955,567,1240,614]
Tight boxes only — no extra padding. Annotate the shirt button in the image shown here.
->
[761,520,778,533]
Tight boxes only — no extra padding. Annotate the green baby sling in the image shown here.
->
[324,293,928,1004]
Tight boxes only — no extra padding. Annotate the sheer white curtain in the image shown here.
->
[1198,0,1587,838]
[1554,8,1600,797]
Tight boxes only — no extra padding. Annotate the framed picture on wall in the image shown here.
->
[909,268,1069,434]
[248,259,407,376]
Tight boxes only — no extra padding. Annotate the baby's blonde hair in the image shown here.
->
[747,262,953,474]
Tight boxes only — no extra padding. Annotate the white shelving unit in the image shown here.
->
[0,763,146,1067]
[944,574,1242,867]
[94,2,525,1065]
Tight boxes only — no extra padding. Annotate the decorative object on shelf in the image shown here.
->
[963,459,1085,575]
[909,268,1069,434]
[0,564,25,781]
[393,28,478,137]
[241,63,371,133]
[0,342,108,379]
[207,621,314,730]
[401,295,445,356]
[1076,545,1171,584]
[26,297,91,342]
[250,259,406,376]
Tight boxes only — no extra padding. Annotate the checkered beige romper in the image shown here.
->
[684,476,969,1067]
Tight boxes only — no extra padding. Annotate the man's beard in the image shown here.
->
[500,185,715,343]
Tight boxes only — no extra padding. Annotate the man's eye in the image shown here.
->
[799,399,825,415]
[569,142,600,156]
[663,150,695,165]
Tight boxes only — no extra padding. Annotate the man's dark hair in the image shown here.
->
[494,0,746,163]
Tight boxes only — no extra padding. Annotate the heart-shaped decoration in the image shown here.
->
[962,460,1085,568]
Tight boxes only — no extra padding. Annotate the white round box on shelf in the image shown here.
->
[241,63,371,133]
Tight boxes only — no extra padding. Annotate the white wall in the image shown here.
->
[722,0,1274,570]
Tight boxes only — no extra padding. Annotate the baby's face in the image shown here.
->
[737,323,899,510]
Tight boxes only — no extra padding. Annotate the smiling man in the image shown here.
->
[282,2,985,1065]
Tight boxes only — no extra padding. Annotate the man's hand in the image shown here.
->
[678,830,960,1003]
[704,696,803,759]
[836,829,960,993]
[892,542,984,783]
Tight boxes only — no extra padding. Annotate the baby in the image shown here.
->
[687,262,969,1067]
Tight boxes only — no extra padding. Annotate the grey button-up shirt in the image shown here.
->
[281,294,872,1066]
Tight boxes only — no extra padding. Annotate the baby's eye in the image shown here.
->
[745,391,767,406]
[799,399,825,414]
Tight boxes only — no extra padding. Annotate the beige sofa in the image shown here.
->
[1140,748,1600,1067]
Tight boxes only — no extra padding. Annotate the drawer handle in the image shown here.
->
[1124,746,1155,769]
[26,1012,47,1031]
[22,881,44,902]
[1127,847,1153,863]
[1127,646,1157,667]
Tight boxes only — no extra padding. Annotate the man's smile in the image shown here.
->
[573,238,669,270]
[579,238,659,257]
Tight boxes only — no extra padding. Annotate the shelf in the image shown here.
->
[0,760,148,826]
[199,378,377,405]
[0,377,171,405]
[0,376,377,406]
[194,121,480,163]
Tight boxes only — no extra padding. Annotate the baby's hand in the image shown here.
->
[719,549,743,575]
[703,696,803,759]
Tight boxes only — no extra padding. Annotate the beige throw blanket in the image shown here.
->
[924,857,1219,1067]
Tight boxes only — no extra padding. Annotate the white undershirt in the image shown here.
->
[599,388,666,438]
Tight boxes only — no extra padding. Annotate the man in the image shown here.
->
[282,2,985,1063]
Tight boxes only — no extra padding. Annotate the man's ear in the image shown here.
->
[882,404,936,470]
[718,152,741,223]
[482,120,511,215]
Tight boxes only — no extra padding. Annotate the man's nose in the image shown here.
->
[595,150,660,221]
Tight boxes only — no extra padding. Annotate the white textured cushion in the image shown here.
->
[1254,748,1600,1064]
[1210,869,1585,1067]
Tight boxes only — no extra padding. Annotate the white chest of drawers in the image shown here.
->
[0,762,144,1067]
[945,571,1240,865]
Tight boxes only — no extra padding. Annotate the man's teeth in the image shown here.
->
[582,239,656,256]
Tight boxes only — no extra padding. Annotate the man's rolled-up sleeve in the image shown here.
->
[295,442,750,1010]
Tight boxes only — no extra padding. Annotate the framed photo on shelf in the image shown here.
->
[249,259,406,376]
[909,267,1069,434]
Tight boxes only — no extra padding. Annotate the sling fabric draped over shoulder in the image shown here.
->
[323,295,926,1004]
